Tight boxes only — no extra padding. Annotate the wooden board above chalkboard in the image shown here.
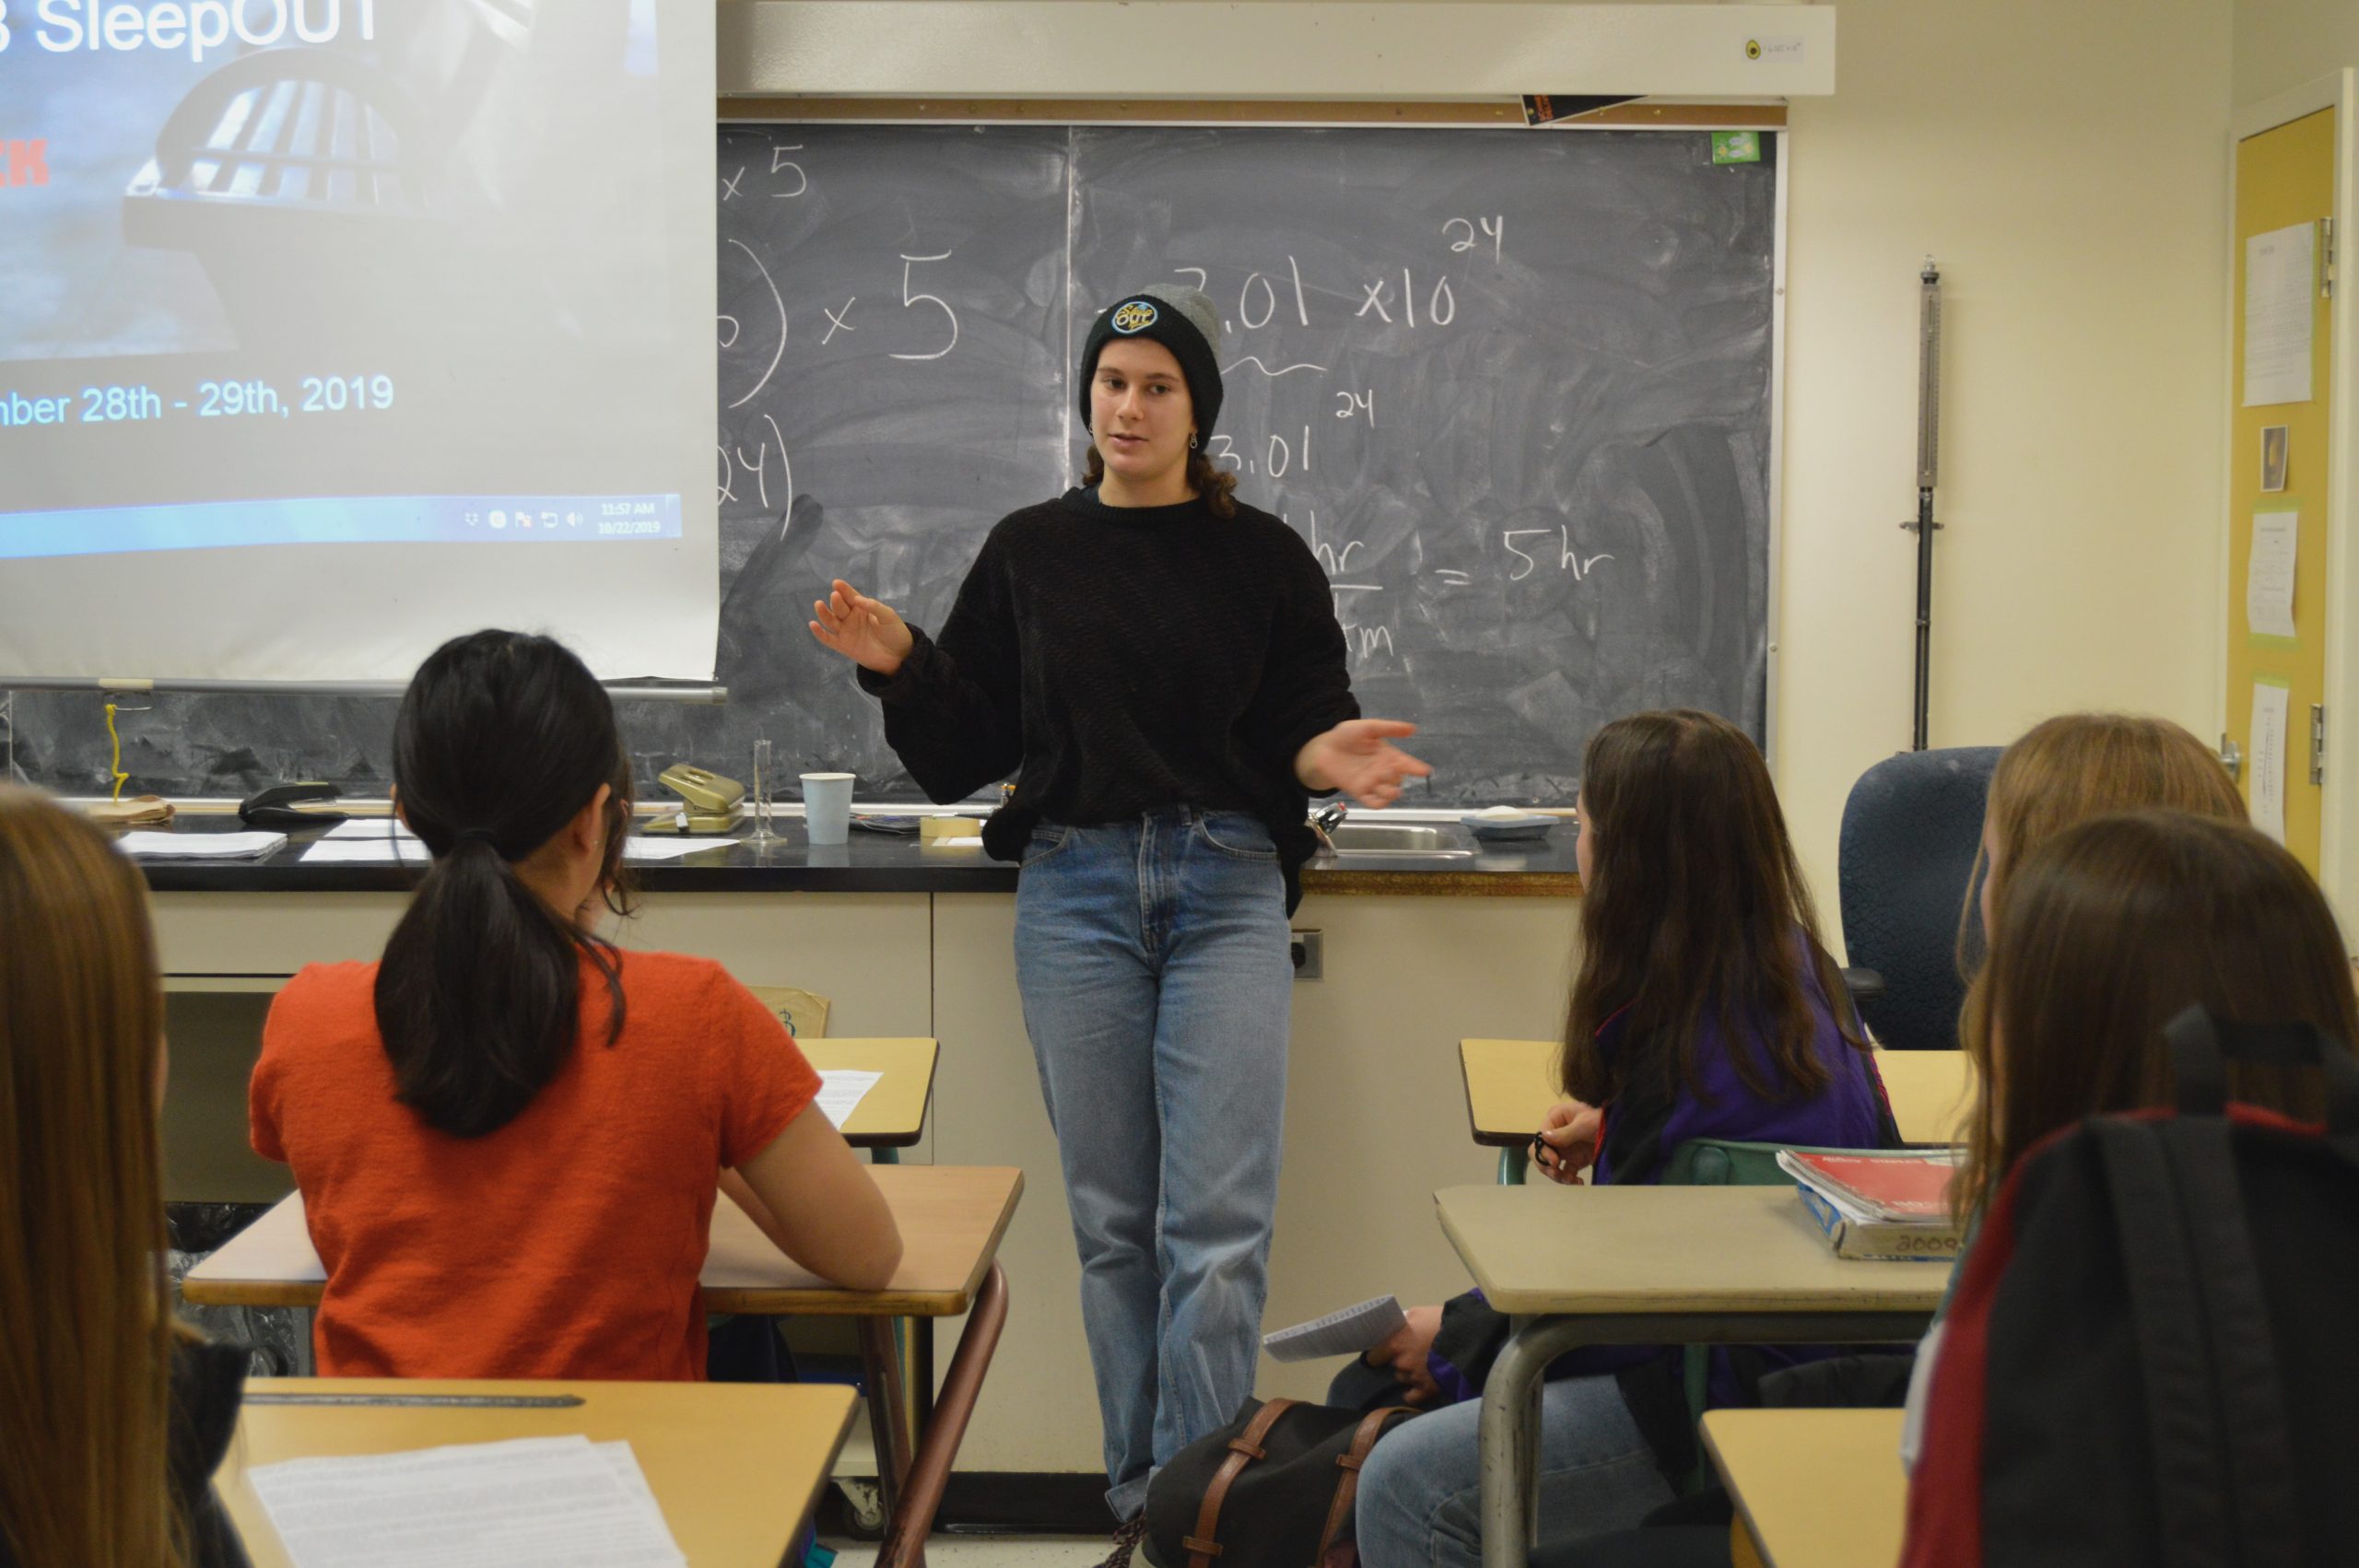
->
[6,121,1779,805]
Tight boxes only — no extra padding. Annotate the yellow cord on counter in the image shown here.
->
[105,701,128,802]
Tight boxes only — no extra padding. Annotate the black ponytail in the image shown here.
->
[373,631,632,1137]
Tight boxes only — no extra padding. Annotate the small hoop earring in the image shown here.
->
[1189,433,1199,450]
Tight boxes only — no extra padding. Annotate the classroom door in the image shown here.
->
[2224,105,2336,872]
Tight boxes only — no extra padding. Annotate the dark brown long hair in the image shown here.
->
[0,789,185,1565]
[1081,443,1239,520]
[1560,710,1864,1107]
[374,631,634,1138]
[1960,811,2358,1218]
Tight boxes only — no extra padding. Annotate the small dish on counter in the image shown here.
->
[1459,812,1556,843]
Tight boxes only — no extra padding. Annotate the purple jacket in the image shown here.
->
[1428,954,1895,1405]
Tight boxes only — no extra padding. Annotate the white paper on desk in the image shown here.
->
[114,830,287,860]
[621,836,734,861]
[2245,222,2315,406]
[1262,1294,1407,1362]
[323,818,418,839]
[816,1069,883,1129]
[2252,681,2290,842]
[2246,510,2300,638]
[300,838,432,864]
[246,1434,685,1568]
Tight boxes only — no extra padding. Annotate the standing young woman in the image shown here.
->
[0,790,249,1567]
[811,285,1427,1550]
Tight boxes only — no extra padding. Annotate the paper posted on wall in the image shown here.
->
[2246,510,2299,639]
[2252,680,2291,842]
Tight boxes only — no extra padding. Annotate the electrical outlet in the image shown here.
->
[1290,929,1322,980]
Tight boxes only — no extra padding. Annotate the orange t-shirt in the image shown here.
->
[250,949,820,1381]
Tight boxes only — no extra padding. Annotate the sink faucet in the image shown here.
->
[1310,802,1346,850]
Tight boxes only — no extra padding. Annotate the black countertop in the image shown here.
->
[125,815,1584,896]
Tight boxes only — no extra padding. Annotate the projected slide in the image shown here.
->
[0,0,686,558]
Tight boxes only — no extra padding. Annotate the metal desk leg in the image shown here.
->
[858,1317,920,1566]
[865,1148,923,1443]
[874,1263,1010,1568]
[1475,1311,1934,1568]
[290,1306,316,1376]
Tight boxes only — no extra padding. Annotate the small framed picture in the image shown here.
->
[2261,425,2289,493]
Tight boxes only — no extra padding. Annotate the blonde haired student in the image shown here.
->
[1901,813,2359,1505]
[0,789,249,1567]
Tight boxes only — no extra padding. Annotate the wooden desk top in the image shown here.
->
[1459,1038,1565,1147]
[1457,1039,1974,1148]
[802,1036,939,1146]
[1701,1408,1907,1568]
[1434,1183,1952,1316]
[219,1377,856,1568]
[184,1164,1024,1317]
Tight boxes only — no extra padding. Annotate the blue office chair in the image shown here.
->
[1837,747,2001,1052]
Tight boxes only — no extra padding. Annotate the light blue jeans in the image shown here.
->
[1353,1373,1674,1568]
[1014,808,1294,1520]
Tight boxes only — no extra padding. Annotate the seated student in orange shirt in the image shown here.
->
[250,629,902,1379]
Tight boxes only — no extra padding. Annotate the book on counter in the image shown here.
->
[1776,1149,1962,1260]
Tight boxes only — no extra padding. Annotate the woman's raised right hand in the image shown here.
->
[809,579,916,677]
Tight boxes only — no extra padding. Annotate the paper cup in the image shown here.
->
[801,773,854,846]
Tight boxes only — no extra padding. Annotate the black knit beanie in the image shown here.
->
[1076,285,1225,443]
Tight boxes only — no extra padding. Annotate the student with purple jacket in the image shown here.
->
[1348,710,1896,1568]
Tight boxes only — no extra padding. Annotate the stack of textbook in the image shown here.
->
[1777,1149,1962,1260]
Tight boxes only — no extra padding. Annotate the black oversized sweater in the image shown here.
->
[856,486,1358,912]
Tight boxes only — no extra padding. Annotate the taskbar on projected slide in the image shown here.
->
[0,495,684,559]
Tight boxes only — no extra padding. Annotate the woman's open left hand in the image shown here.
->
[808,579,916,677]
[1296,720,1434,809]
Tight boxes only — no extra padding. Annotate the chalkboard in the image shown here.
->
[4,123,1778,807]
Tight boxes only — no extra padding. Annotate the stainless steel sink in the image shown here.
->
[1318,823,1474,858]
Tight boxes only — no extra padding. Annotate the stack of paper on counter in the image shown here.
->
[114,830,287,860]
[1776,1149,1962,1261]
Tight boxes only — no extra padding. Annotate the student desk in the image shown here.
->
[1458,1040,1974,1181]
[1699,1408,1907,1568]
[1458,1038,1566,1183]
[804,1036,940,1150]
[1433,1182,1947,1568]
[186,1164,1023,1568]
[220,1377,857,1567]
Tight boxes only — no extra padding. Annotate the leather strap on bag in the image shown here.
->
[1314,1406,1417,1562]
[1185,1398,1297,1568]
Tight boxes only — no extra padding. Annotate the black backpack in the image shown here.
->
[1904,1008,2359,1566]
[1142,1397,1418,1568]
